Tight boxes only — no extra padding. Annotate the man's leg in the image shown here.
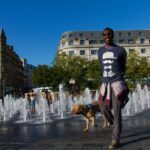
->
[109,89,122,149]
[99,101,114,126]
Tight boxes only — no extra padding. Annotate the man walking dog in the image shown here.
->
[98,27,129,149]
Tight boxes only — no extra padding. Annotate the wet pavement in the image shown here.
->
[0,109,150,150]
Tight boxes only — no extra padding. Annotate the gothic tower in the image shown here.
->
[0,28,7,98]
[0,28,7,51]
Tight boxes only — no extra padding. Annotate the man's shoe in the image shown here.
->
[108,140,120,149]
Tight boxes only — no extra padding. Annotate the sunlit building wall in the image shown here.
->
[58,30,150,63]
[0,28,24,95]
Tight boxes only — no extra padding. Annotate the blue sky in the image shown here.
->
[0,0,150,66]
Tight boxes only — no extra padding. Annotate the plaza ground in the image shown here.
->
[0,109,150,150]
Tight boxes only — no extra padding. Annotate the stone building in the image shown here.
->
[21,58,36,91]
[58,30,150,63]
[0,28,24,96]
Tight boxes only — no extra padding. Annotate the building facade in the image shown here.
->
[58,30,150,63]
[0,28,24,96]
[21,58,36,91]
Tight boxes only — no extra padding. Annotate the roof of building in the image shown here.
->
[0,28,6,39]
[59,29,150,44]
[61,29,150,39]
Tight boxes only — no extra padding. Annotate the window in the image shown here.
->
[62,35,66,38]
[91,50,97,55]
[61,42,65,47]
[100,40,104,44]
[139,32,143,36]
[80,40,84,45]
[69,51,74,56]
[129,49,135,53]
[99,33,103,37]
[68,40,74,45]
[89,40,97,44]
[79,33,83,37]
[128,32,131,36]
[80,50,85,55]
[141,48,146,54]
[69,34,73,37]
[119,32,122,37]
[119,39,124,44]
[140,39,145,44]
[128,39,134,44]
[90,33,94,36]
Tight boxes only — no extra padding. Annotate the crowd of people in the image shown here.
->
[25,89,53,114]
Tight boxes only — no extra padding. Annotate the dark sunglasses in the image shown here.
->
[103,32,112,36]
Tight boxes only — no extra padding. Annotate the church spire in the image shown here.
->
[0,28,7,50]
[0,28,7,39]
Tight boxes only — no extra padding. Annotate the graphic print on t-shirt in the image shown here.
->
[102,51,117,77]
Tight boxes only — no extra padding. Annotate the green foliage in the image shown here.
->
[32,51,150,92]
[32,54,102,91]
[85,59,101,89]
[125,51,150,87]
[32,65,50,87]
[126,80,136,91]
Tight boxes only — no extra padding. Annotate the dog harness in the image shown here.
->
[82,103,97,117]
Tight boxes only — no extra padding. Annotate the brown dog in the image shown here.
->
[71,101,110,132]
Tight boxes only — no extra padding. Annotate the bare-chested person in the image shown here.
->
[30,89,36,113]
[41,90,52,109]
[25,92,31,109]
[47,91,52,108]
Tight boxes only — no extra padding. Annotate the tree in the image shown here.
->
[52,53,71,88]
[67,56,87,90]
[126,51,150,89]
[51,53,102,91]
[32,65,50,87]
[85,59,101,89]
[32,51,150,92]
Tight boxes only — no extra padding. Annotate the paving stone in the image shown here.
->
[0,109,150,150]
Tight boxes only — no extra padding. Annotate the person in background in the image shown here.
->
[41,90,52,110]
[47,91,52,109]
[30,89,36,113]
[25,92,31,110]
